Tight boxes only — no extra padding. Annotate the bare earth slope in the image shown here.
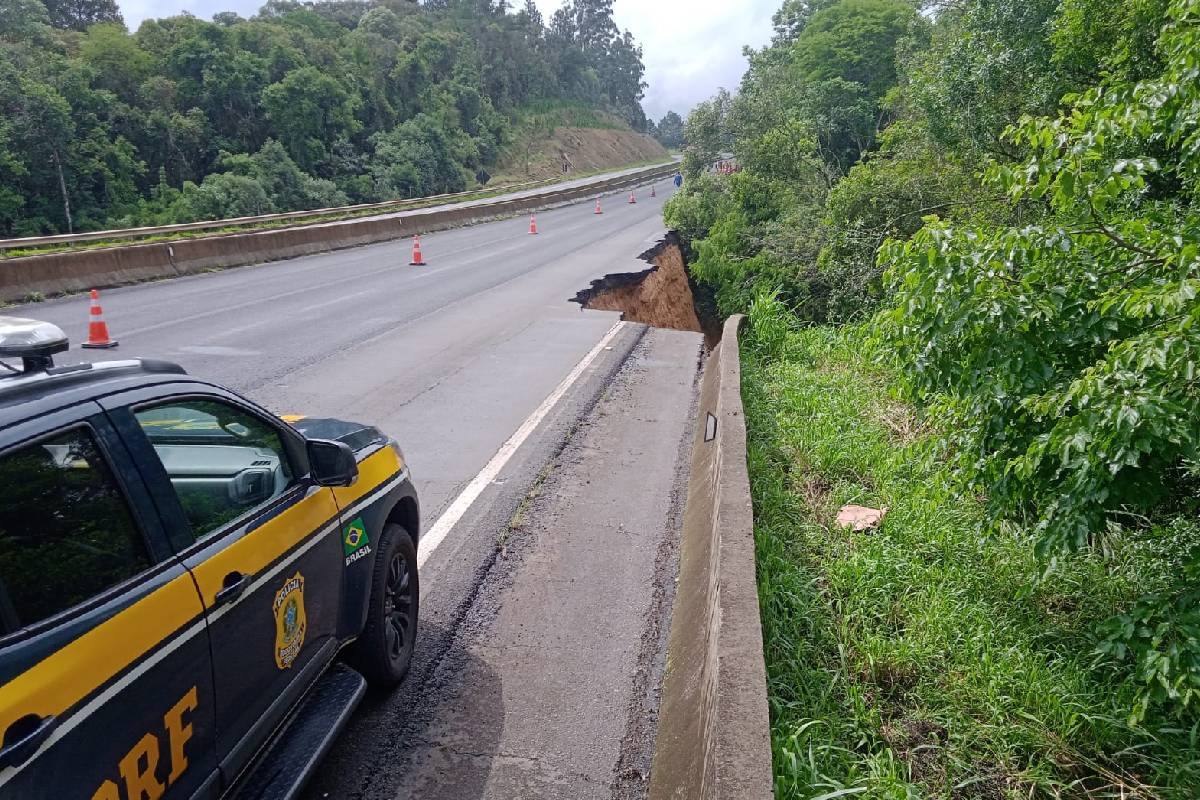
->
[495,125,669,184]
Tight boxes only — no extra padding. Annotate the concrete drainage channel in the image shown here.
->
[648,314,772,799]
[573,238,774,799]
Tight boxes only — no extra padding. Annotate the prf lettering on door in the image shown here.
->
[91,687,197,800]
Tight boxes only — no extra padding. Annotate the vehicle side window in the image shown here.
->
[134,399,295,541]
[0,427,150,635]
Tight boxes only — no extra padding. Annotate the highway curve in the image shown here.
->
[10,177,702,799]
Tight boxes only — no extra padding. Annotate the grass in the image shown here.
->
[489,100,666,184]
[509,99,626,131]
[488,155,669,188]
[741,316,1200,798]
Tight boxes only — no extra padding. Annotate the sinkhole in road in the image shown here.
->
[570,232,722,345]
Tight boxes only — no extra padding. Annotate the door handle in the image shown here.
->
[0,715,57,770]
[215,572,251,606]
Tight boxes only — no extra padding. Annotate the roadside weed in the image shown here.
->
[743,316,1200,798]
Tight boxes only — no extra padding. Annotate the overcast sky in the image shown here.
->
[116,0,777,121]
[535,0,777,120]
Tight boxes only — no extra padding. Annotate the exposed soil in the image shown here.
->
[496,125,668,183]
[572,232,721,345]
[880,717,949,789]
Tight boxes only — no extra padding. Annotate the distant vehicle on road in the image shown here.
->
[0,317,420,800]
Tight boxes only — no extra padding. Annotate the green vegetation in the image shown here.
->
[1,156,671,259]
[0,0,650,237]
[669,0,1200,795]
[648,110,684,150]
[512,99,626,133]
[743,305,1200,797]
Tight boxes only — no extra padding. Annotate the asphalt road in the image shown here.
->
[18,178,678,520]
[9,176,702,798]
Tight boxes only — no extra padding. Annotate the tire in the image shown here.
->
[348,523,419,686]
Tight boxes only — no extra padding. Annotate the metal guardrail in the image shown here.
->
[0,162,680,303]
[0,189,497,252]
[0,162,675,252]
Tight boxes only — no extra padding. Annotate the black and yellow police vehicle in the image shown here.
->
[0,317,420,800]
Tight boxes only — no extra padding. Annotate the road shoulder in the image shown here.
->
[382,327,703,799]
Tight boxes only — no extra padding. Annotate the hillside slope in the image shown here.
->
[492,106,669,184]
[0,1,653,236]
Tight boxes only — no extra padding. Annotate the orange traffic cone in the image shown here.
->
[529,213,538,235]
[651,184,657,198]
[594,197,603,215]
[409,235,426,266]
[82,289,118,349]
[628,191,637,204]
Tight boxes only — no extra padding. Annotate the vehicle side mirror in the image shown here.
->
[306,439,358,487]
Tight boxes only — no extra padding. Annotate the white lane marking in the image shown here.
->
[417,320,627,571]
[296,288,376,315]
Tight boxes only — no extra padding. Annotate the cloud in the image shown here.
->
[118,0,776,120]
[536,0,776,120]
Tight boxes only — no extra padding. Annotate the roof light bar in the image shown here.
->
[0,317,70,372]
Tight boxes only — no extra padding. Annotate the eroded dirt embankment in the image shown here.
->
[572,232,720,343]
[496,125,669,183]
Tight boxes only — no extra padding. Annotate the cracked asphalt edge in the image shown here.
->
[311,323,650,800]
[609,340,706,799]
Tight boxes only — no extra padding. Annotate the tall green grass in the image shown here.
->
[742,302,1200,798]
[510,100,625,131]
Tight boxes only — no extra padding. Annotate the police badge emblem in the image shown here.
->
[273,572,307,670]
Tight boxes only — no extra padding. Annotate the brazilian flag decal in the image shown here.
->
[343,517,369,556]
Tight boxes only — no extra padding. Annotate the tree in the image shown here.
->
[176,171,271,219]
[0,0,650,232]
[0,121,27,233]
[769,0,836,45]
[791,0,917,98]
[543,0,647,125]
[216,138,347,209]
[6,77,76,233]
[357,5,402,38]
[790,0,922,170]
[906,0,1065,158]
[42,0,122,31]
[881,0,1200,559]
[521,0,542,31]
[655,110,684,149]
[569,0,618,57]
[369,113,473,198]
[261,66,360,173]
[80,23,152,101]
[681,89,732,178]
[0,0,52,41]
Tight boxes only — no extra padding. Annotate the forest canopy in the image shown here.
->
[667,0,1200,791]
[0,0,651,236]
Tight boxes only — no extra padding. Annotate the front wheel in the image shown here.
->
[348,523,419,686]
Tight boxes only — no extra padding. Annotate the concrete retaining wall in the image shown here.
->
[648,314,773,800]
[0,164,677,303]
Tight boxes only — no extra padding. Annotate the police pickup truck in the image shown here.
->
[0,317,420,800]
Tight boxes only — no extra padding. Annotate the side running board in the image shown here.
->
[227,663,367,800]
